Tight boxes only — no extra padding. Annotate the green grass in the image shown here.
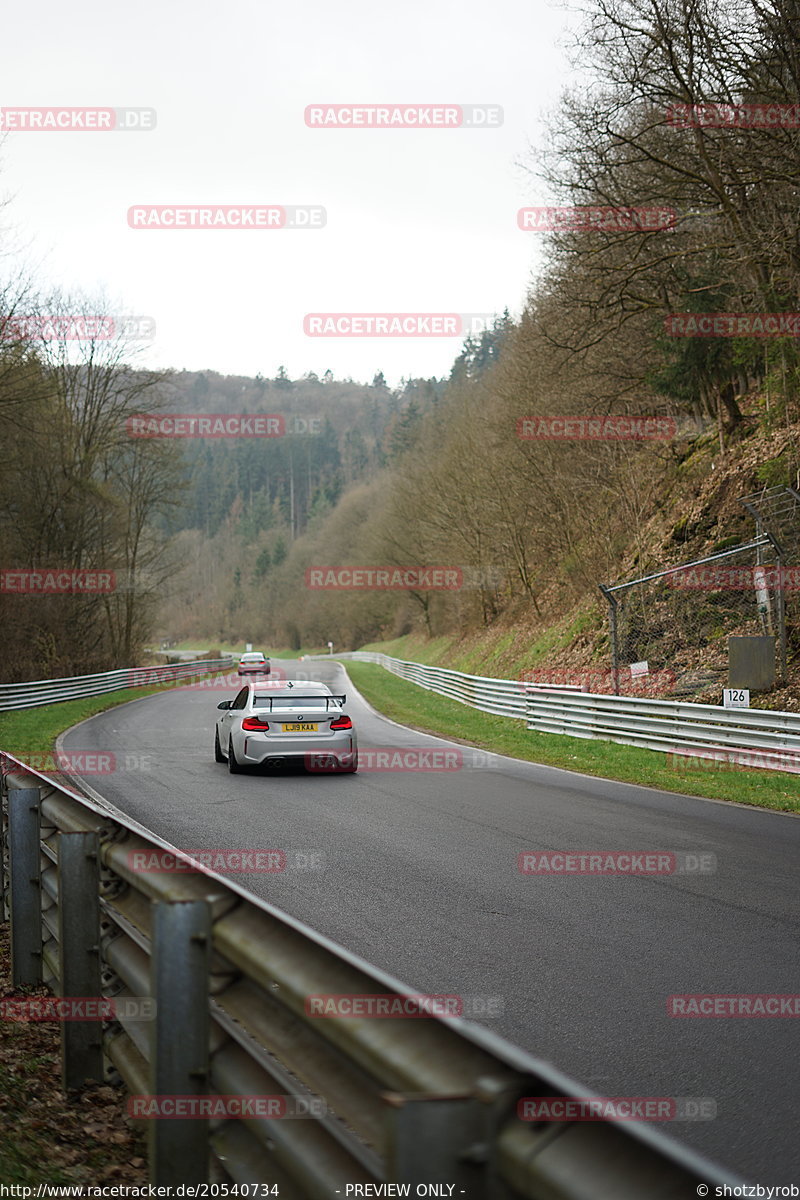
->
[4,656,793,813]
[358,607,608,682]
[342,661,799,813]
[359,634,458,667]
[166,638,243,654]
[271,647,332,659]
[515,605,603,673]
[0,669,232,762]
[0,654,330,764]
[167,640,326,659]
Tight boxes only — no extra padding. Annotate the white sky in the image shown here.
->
[1,0,578,387]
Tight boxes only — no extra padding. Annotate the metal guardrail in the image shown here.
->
[321,652,800,773]
[315,651,581,720]
[0,753,741,1195]
[525,690,800,769]
[0,657,235,712]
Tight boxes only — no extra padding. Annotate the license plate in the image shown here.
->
[281,722,318,733]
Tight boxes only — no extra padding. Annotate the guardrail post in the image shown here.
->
[0,772,8,924]
[387,1095,486,1189]
[150,899,211,1186]
[58,831,103,1088]
[7,786,43,985]
[599,585,620,696]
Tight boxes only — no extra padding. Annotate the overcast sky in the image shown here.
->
[1,0,578,386]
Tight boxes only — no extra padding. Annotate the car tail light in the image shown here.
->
[329,715,352,730]
[242,717,270,731]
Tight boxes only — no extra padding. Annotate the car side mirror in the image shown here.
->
[217,700,232,710]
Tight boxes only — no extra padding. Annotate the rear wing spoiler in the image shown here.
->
[255,694,346,710]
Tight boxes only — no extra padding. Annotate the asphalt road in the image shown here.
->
[61,660,800,1182]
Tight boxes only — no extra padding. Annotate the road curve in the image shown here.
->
[60,660,800,1181]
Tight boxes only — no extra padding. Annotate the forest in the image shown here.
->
[2,0,799,678]
[161,0,800,655]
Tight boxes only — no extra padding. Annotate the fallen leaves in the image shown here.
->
[0,923,148,1184]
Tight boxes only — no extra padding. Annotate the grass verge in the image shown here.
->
[343,661,799,814]
[0,670,231,764]
[168,640,327,659]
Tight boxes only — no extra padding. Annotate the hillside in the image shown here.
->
[154,0,800,707]
[161,385,799,709]
[358,406,799,711]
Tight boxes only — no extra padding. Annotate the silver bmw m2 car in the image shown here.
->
[215,680,358,773]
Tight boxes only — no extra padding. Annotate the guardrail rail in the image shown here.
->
[318,652,800,773]
[313,652,579,720]
[0,754,741,1196]
[525,689,800,770]
[0,657,235,713]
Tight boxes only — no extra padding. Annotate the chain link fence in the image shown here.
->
[600,536,790,697]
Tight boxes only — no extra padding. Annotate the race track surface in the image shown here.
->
[61,660,800,1181]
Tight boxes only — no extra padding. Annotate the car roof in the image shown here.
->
[251,680,331,694]
[240,652,265,659]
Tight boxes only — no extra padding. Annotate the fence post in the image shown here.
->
[7,786,43,986]
[58,830,104,1088]
[775,554,788,683]
[765,534,788,684]
[149,899,211,1186]
[599,585,620,695]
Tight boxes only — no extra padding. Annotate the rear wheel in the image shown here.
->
[214,728,225,763]
[228,737,244,774]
